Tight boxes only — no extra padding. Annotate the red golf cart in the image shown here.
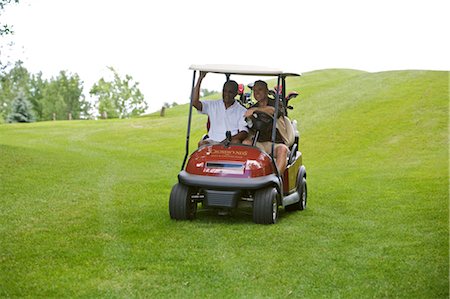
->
[169,64,307,224]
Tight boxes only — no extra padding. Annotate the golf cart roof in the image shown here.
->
[189,64,301,77]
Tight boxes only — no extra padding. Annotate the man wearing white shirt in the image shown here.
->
[192,71,248,146]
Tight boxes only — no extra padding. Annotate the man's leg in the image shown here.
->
[275,144,289,175]
[242,132,254,145]
[242,138,252,145]
[254,141,289,175]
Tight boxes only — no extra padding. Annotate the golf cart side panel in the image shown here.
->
[283,152,302,194]
[185,144,275,178]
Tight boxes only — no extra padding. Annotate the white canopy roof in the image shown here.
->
[189,64,301,77]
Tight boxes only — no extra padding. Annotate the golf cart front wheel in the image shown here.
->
[169,183,196,220]
[253,187,278,224]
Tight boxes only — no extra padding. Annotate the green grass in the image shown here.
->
[0,69,448,298]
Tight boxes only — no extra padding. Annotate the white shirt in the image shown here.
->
[199,99,248,142]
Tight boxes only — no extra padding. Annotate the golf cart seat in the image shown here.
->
[277,116,295,148]
[279,116,300,165]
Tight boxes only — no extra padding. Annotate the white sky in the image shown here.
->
[2,0,449,112]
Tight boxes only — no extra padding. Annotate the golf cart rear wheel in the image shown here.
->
[169,183,196,220]
[285,177,307,211]
[253,187,278,224]
[299,178,307,210]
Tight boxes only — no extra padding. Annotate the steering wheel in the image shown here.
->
[245,111,274,142]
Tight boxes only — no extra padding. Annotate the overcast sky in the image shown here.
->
[2,0,449,112]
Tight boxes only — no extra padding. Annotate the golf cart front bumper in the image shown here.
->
[178,170,280,208]
[178,170,280,191]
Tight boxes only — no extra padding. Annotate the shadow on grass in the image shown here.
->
[190,206,304,225]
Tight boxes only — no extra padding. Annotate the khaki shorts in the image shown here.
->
[255,141,289,157]
[243,133,289,157]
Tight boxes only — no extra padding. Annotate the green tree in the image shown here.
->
[90,78,116,118]
[28,72,45,120]
[90,66,147,119]
[39,71,90,121]
[0,61,89,122]
[0,60,29,121]
[201,88,217,97]
[0,1,19,33]
[54,71,89,119]
[6,92,34,123]
[41,79,65,120]
[0,0,20,70]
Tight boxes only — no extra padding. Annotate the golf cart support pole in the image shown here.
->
[281,76,287,116]
[181,70,197,170]
[270,75,282,178]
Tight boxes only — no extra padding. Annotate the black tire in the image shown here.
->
[169,183,196,220]
[285,177,307,212]
[253,187,278,224]
[299,178,307,210]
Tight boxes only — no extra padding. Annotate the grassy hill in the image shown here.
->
[0,69,448,298]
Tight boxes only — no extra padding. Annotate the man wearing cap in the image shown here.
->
[192,71,248,146]
[243,80,289,175]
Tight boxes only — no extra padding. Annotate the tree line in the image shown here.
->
[1,1,150,123]
[0,61,148,123]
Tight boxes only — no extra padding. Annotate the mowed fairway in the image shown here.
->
[0,69,448,298]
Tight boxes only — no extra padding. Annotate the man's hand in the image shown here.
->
[245,106,275,117]
[244,108,256,117]
[199,71,207,80]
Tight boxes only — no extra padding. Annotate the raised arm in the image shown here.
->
[244,105,275,117]
[192,71,207,111]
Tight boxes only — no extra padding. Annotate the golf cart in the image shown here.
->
[169,64,307,224]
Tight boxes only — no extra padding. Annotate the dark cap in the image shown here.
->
[253,80,268,89]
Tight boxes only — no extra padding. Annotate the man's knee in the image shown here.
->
[242,138,252,145]
[276,144,288,157]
